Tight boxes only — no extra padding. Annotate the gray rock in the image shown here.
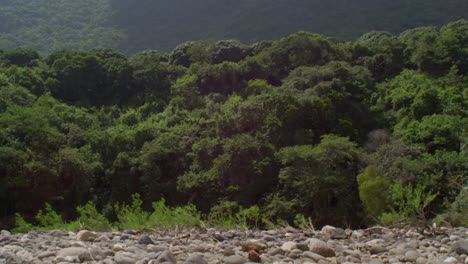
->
[76,230,97,241]
[223,255,248,264]
[308,238,335,257]
[184,254,208,264]
[267,247,285,256]
[281,241,297,251]
[57,247,89,257]
[139,235,154,245]
[303,251,325,261]
[38,251,55,259]
[49,229,66,237]
[416,257,428,264]
[369,246,388,254]
[0,252,18,262]
[115,254,138,264]
[331,228,347,239]
[405,250,420,262]
[156,250,176,264]
[0,230,11,236]
[452,239,468,255]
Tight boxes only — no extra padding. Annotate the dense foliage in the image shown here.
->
[1,0,467,53]
[0,20,467,230]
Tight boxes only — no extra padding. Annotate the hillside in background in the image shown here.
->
[0,20,467,229]
[1,0,467,53]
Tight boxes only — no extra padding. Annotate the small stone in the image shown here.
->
[71,241,86,247]
[331,228,347,239]
[308,238,335,257]
[223,255,248,264]
[288,249,302,259]
[416,257,427,264]
[303,251,325,262]
[76,230,97,241]
[440,247,450,253]
[138,235,154,245]
[113,243,126,251]
[38,251,55,259]
[452,240,468,255]
[240,240,267,252]
[267,247,285,256]
[96,234,111,242]
[366,239,386,247]
[321,225,336,234]
[281,241,298,251]
[444,257,459,263]
[0,230,11,236]
[184,254,208,264]
[57,247,89,257]
[147,245,169,253]
[370,246,388,254]
[156,250,176,264]
[223,248,235,256]
[405,250,419,262]
[49,229,66,237]
[115,254,137,264]
[297,243,309,251]
[248,250,261,262]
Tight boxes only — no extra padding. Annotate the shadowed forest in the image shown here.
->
[1,19,466,230]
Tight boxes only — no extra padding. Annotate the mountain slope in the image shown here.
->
[0,0,467,53]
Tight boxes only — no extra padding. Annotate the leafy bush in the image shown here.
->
[72,201,113,231]
[379,181,438,225]
[434,187,468,226]
[12,203,71,233]
[357,165,391,218]
[114,193,151,230]
[114,193,202,230]
[207,201,271,229]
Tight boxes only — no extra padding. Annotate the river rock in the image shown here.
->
[452,240,468,255]
[240,240,267,252]
[308,238,335,257]
[76,230,97,241]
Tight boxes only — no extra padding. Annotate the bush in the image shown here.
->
[379,181,438,225]
[12,203,70,233]
[114,193,202,230]
[434,187,468,226]
[207,201,271,229]
[71,201,113,231]
[357,165,391,218]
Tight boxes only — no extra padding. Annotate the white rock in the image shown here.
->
[57,247,88,257]
[16,250,34,262]
[281,241,298,252]
[0,230,11,236]
[71,241,86,247]
[113,243,126,251]
[76,230,97,241]
[366,239,386,247]
[444,257,458,263]
[321,225,337,234]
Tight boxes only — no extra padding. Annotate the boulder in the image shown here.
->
[308,238,335,257]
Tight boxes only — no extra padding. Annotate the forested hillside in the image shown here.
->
[0,0,124,53]
[1,0,467,53]
[0,20,466,230]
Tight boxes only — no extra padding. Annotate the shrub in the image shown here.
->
[357,165,391,218]
[379,181,438,225]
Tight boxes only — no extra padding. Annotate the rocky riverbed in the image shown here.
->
[0,225,467,264]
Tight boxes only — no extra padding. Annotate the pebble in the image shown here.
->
[0,226,464,264]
